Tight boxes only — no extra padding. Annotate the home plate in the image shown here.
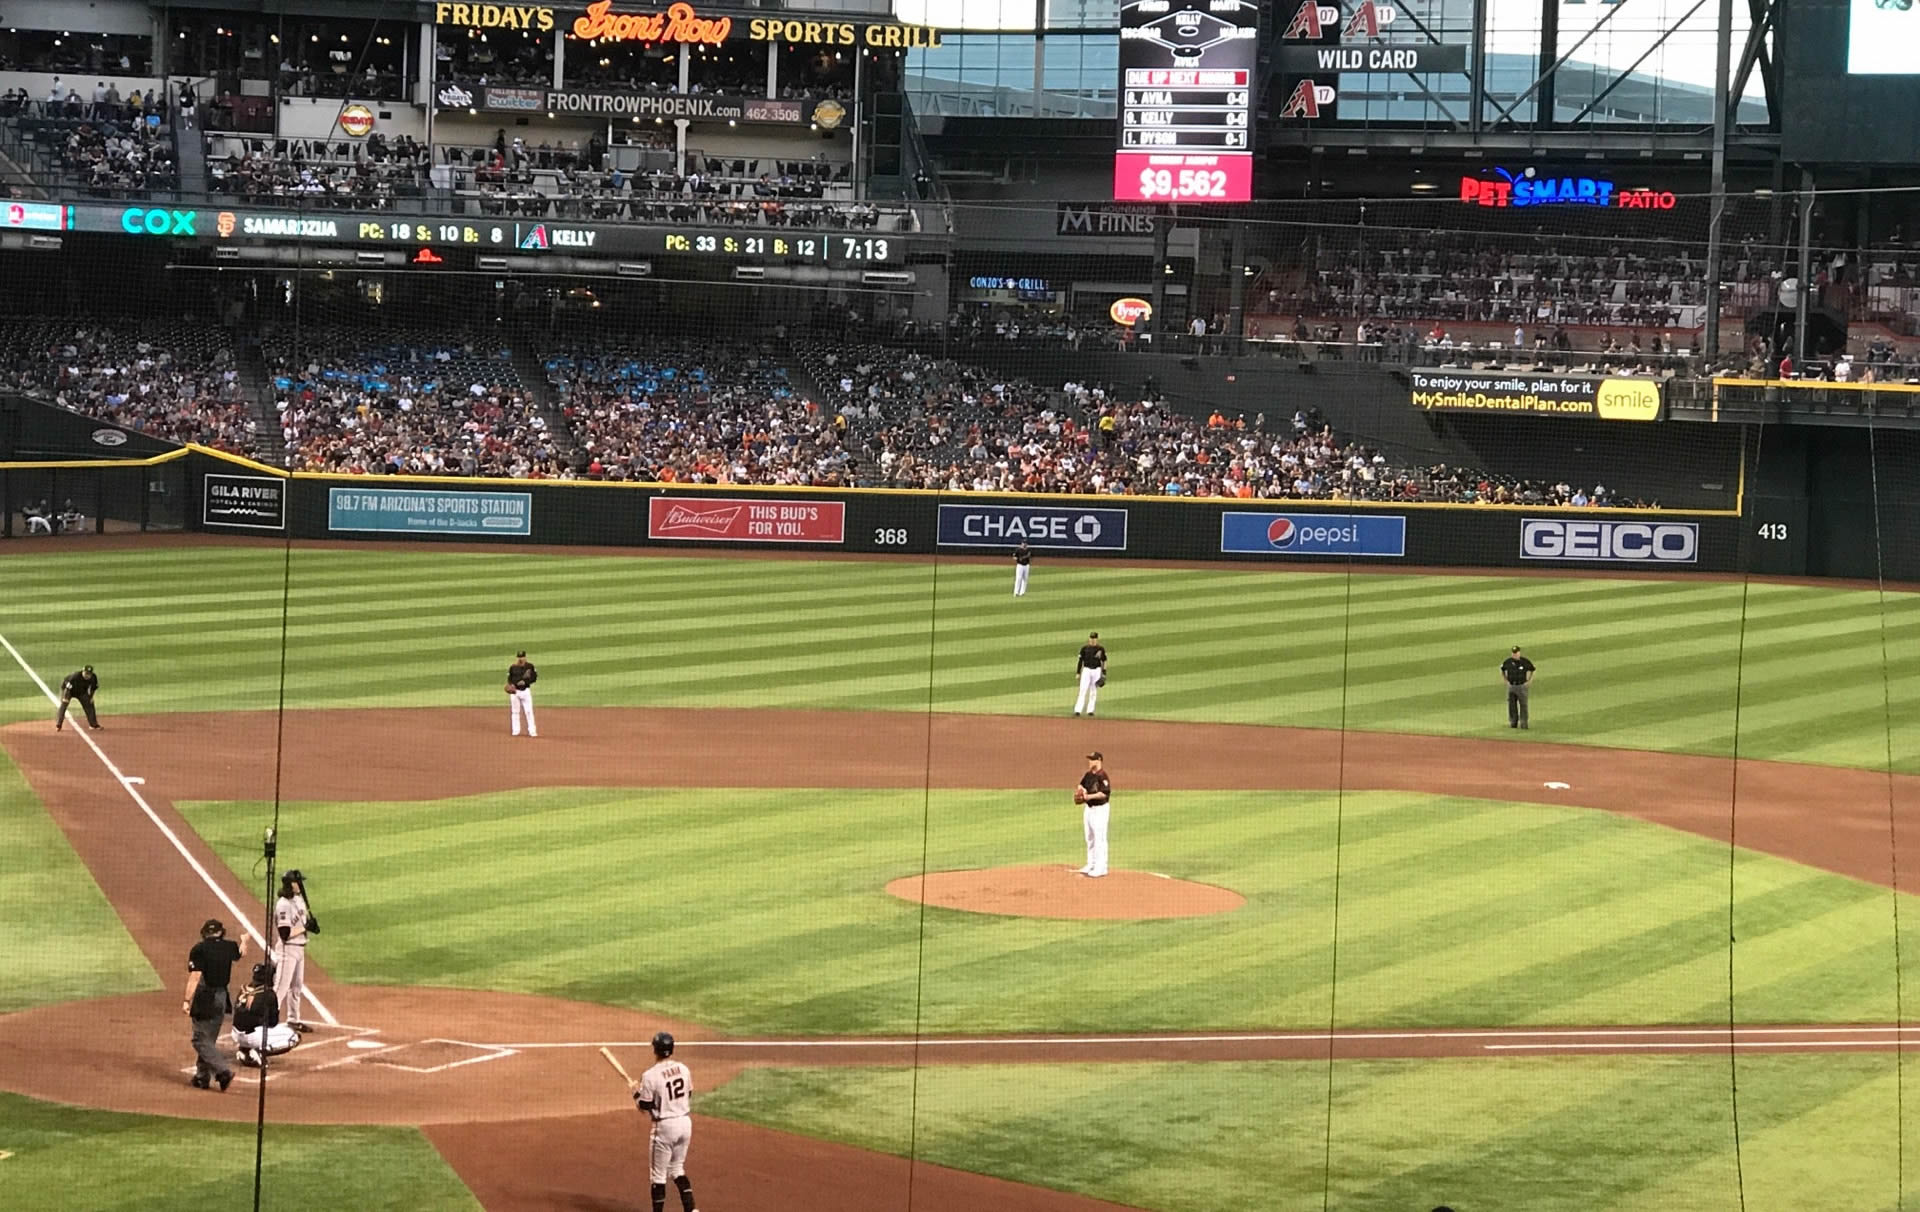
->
[347,1039,386,1050]
[1544,781,1571,790]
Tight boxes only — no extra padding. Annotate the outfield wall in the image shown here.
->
[172,454,1751,574]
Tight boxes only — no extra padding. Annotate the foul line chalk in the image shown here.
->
[0,629,338,1027]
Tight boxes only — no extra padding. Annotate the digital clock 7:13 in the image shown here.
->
[659,232,898,264]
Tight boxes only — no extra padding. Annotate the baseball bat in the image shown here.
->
[600,1046,635,1083]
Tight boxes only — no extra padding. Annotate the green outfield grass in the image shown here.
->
[177,788,1917,1034]
[0,546,1916,769]
[0,1091,478,1212]
[0,752,155,1012]
[697,1054,1918,1212]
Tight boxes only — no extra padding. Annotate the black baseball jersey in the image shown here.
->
[1015,545,1031,566]
[507,660,538,690]
[1078,643,1107,671]
[62,669,98,698]
[1079,769,1111,805]
[188,937,241,990]
[1501,655,1535,686]
[233,985,280,1032]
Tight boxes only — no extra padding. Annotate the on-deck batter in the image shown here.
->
[1073,632,1107,717]
[631,1031,700,1212]
[1075,751,1112,878]
[506,649,539,737]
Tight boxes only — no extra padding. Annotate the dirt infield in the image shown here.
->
[887,866,1248,919]
[0,705,1911,1211]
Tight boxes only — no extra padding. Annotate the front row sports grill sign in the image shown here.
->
[433,3,945,47]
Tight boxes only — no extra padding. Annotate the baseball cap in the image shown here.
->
[1087,751,1103,760]
[516,649,526,657]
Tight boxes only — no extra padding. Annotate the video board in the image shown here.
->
[1114,0,1257,203]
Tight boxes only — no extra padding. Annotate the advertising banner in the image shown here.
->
[442,85,810,123]
[1408,371,1664,421]
[204,474,286,530]
[1220,512,1405,557]
[937,503,1128,551]
[1519,518,1698,563]
[328,487,532,535]
[648,496,846,543]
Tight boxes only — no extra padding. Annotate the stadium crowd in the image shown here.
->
[266,331,566,476]
[0,322,256,452]
[0,321,1657,505]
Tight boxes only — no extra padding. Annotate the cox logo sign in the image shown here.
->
[1520,519,1698,563]
[120,207,197,236]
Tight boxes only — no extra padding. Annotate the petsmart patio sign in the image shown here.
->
[1460,166,1675,210]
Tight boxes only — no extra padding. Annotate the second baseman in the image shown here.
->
[1073,632,1107,717]
[506,649,539,737]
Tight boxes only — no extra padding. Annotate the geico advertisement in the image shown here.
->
[1409,372,1663,421]
[1520,519,1698,563]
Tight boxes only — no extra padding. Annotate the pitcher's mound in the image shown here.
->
[886,865,1245,920]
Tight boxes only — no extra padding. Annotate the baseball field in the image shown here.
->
[1,536,1916,1211]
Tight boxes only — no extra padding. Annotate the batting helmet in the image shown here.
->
[282,869,304,888]
[200,918,225,939]
[651,1031,675,1057]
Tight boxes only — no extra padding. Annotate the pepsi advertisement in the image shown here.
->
[1220,512,1406,557]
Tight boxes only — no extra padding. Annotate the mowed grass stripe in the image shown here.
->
[3,548,1914,771]
[176,788,1920,1035]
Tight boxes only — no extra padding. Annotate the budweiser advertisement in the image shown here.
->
[648,497,846,544]
[1115,0,1257,203]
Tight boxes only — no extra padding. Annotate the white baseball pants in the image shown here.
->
[510,687,537,736]
[1013,565,1029,596]
[1074,666,1101,714]
[650,1115,693,1183]
[231,1023,301,1055]
[1082,803,1110,877]
[273,944,307,1023]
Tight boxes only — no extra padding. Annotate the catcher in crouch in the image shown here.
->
[230,961,301,1067]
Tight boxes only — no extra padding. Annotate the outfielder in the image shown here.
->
[1013,540,1032,597]
[1072,632,1107,717]
[272,869,317,1030]
[506,649,539,737]
[631,1031,700,1212]
[1075,751,1112,877]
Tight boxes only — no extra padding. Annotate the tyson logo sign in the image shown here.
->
[1109,297,1153,327]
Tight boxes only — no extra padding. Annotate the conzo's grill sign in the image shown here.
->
[433,2,944,46]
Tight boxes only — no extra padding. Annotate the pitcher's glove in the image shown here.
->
[1074,787,1087,804]
[1096,675,1107,688]
[505,683,517,695]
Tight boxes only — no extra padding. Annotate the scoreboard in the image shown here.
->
[1114,0,1258,203]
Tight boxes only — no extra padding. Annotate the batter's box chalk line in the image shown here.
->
[356,1038,517,1075]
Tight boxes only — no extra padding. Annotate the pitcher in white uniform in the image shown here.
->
[272,870,313,1030]
[631,1031,700,1212]
[1075,751,1111,877]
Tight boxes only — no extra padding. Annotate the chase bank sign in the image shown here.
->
[937,504,1128,551]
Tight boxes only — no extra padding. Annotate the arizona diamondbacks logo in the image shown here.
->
[1278,79,1337,118]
